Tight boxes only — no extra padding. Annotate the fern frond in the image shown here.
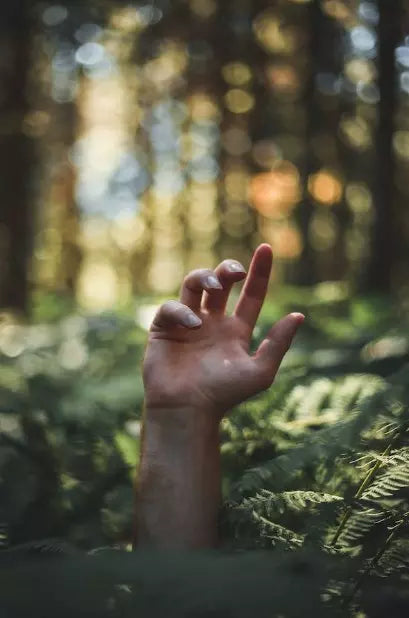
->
[250,512,304,549]
[228,490,343,551]
[376,538,409,576]
[235,376,392,496]
[346,514,409,605]
[383,447,409,467]
[329,374,381,414]
[284,378,333,421]
[0,524,8,550]
[336,508,384,548]
[244,489,343,518]
[362,462,409,501]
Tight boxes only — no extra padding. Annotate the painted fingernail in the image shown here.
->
[227,262,246,273]
[183,313,202,328]
[205,275,223,290]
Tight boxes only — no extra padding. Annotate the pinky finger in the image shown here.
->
[151,300,202,331]
[254,312,305,379]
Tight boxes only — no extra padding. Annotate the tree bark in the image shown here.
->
[0,2,36,314]
[364,0,401,292]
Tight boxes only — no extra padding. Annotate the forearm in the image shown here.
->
[135,406,221,549]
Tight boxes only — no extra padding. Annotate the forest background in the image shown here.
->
[1,1,409,616]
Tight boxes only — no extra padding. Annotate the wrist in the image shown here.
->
[143,403,221,437]
[137,404,221,549]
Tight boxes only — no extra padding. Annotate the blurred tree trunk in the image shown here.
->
[55,102,82,296]
[0,2,36,315]
[217,0,259,267]
[364,0,401,292]
[293,0,322,286]
[296,0,347,285]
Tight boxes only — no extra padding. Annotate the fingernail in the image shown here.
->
[290,312,305,323]
[183,313,202,328]
[227,262,246,273]
[205,275,223,290]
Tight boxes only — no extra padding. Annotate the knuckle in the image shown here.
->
[271,333,290,353]
[184,269,214,288]
[160,299,180,314]
[183,269,201,282]
[220,259,233,270]
[203,268,216,278]
[193,268,213,281]
[196,268,214,279]
[220,259,245,273]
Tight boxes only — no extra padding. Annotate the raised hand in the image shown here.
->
[143,244,304,418]
[137,244,304,549]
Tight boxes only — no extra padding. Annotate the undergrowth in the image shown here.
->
[1,290,409,616]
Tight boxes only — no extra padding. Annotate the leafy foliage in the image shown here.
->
[1,292,409,615]
[0,312,145,546]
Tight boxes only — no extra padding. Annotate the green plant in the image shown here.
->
[1,294,409,615]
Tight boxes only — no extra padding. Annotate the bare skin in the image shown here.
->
[136,244,304,549]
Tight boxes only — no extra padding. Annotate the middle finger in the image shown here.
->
[202,259,247,313]
[180,268,223,313]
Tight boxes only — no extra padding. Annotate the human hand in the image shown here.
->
[143,244,304,420]
[138,245,304,548]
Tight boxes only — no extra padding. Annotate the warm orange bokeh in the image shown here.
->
[266,63,300,95]
[308,170,343,206]
[248,162,301,218]
[261,221,303,260]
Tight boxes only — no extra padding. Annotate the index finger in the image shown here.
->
[233,244,273,332]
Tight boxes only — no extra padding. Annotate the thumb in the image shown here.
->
[255,312,305,377]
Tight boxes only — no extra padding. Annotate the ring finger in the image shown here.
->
[179,268,223,313]
[202,259,247,314]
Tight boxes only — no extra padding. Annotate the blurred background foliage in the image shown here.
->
[1,0,409,313]
[2,0,409,615]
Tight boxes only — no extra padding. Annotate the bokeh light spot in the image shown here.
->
[261,220,303,260]
[136,304,160,331]
[77,260,119,310]
[148,257,184,293]
[190,0,218,18]
[253,11,299,54]
[75,23,102,43]
[308,170,343,205]
[345,183,373,215]
[345,58,376,84]
[350,26,376,55]
[110,217,147,252]
[400,71,409,94]
[222,62,252,86]
[322,1,352,24]
[309,212,338,251]
[249,162,301,218]
[189,94,220,121]
[358,2,379,25]
[357,82,380,104]
[0,324,25,358]
[42,5,68,26]
[225,170,250,201]
[393,131,409,160]
[266,63,300,96]
[340,115,372,150]
[58,339,88,371]
[222,127,252,156]
[224,89,255,114]
[252,140,282,168]
[396,46,409,68]
[110,8,143,31]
